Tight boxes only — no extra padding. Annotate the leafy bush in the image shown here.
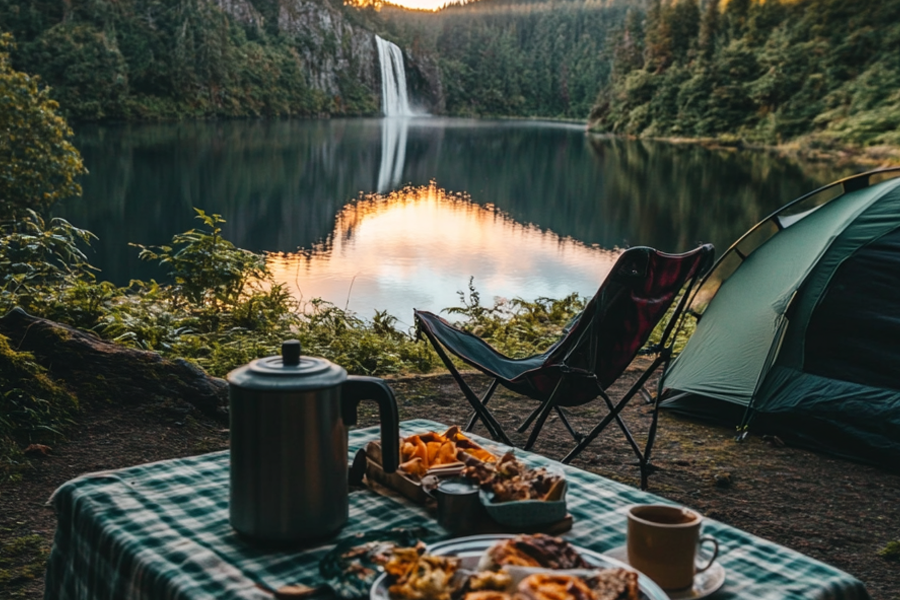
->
[0,208,699,474]
[0,34,86,219]
[444,277,586,359]
[0,210,98,321]
[0,333,77,477]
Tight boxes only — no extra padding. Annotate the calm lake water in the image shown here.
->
[62,118,854,323]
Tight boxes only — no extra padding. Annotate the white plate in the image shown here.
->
[370,534,670,600]
[604,545,726,600]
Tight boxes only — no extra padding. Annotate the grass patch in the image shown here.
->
[0,533,49,596]
[878,540,900,561]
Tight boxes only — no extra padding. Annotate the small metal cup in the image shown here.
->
[433,477,485,535]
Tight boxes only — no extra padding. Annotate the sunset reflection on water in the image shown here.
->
[267,184,620,324]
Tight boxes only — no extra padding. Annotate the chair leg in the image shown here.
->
[424,333,513,446]
[555,406,583,442]
[562,355,666,465]
[596,388,645,463]
[464,378,499,432]
[516,403,544,433]
[523,377,566,451]
[523,399,555,451]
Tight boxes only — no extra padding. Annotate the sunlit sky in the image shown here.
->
[384,0,446,12]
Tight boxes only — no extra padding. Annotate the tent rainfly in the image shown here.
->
[660,168,900,467]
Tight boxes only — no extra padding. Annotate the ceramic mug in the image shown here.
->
[626,504,719,590]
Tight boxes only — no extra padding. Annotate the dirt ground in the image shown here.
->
[2,360,899,599]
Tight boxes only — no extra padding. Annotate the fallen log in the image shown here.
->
[0,307,228,419]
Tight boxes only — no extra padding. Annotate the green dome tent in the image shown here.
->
[660,168,900,467]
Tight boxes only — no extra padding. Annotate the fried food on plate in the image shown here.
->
[516,570,640,600]
[386,548,461,600]
[517,574,594,600]
[465,570,513,592]
[463,453,565,503]
[583,570,639,600]
[478,535,590,571]
[463,593,516,600]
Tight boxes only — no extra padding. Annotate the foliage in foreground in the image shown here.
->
[0,533,48,594]
[0,333,78,478]
[0,208,698,475]
[0,34,86,219]
[878,540,900,562]
[0,209,592,474]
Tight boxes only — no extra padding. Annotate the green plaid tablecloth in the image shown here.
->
[45,419,869,600]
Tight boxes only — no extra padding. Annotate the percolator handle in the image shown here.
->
[342,376,400,473]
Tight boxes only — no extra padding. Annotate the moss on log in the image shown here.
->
[0,307,227,418]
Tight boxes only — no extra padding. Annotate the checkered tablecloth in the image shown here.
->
[45,419,870,600]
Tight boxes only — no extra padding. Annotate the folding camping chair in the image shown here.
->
[414,244,714,489]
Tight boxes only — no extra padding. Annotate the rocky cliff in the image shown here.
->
[212,0,442,115]
[0,0,441,120]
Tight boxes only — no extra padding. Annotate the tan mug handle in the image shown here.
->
[696,536,719,574]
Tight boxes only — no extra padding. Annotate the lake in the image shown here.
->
[62,118,854,324]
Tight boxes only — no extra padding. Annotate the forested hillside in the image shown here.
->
[2,0,897,149]
[590,0,900,147]
[381,0,633,119]
[0,0,390,120]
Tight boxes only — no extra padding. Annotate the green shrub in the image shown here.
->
[0,34,86,219]
[0,333,77,477]
[0,207,698,475]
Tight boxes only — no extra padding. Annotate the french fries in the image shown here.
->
[398,426,496,480]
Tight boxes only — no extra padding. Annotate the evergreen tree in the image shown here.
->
[698,0,720,59]
[590,0,900,147]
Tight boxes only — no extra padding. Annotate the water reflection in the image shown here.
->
[268,184,618,321]
[377,118,410,192]
[59,119,858,318]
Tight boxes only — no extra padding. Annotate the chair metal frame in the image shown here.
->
[415,245,713,489]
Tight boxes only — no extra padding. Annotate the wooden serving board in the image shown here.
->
[364,442,432,504]
[363,442,573,536]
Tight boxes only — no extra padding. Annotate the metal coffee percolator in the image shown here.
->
[226,340,400,543]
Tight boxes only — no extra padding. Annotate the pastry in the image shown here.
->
[517,574,594,600]
[478,535,590,571]
[464,592,516,600]
[584,570,639,600]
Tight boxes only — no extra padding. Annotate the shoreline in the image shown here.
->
[70,112,900,170]
[586,130,900,170]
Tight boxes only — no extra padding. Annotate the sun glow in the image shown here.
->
[345,0,446,11]
[267,184,619,323]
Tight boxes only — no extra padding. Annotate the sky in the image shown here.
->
[385,0,447,12]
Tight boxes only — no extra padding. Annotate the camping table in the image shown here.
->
[44,418,870,600]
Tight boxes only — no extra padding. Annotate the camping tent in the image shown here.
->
[660,168,900,467]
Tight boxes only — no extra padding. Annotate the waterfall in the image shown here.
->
[376,36,413,117]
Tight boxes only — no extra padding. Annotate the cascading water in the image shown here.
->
[376,36,413,117]
[375,35,413,192]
